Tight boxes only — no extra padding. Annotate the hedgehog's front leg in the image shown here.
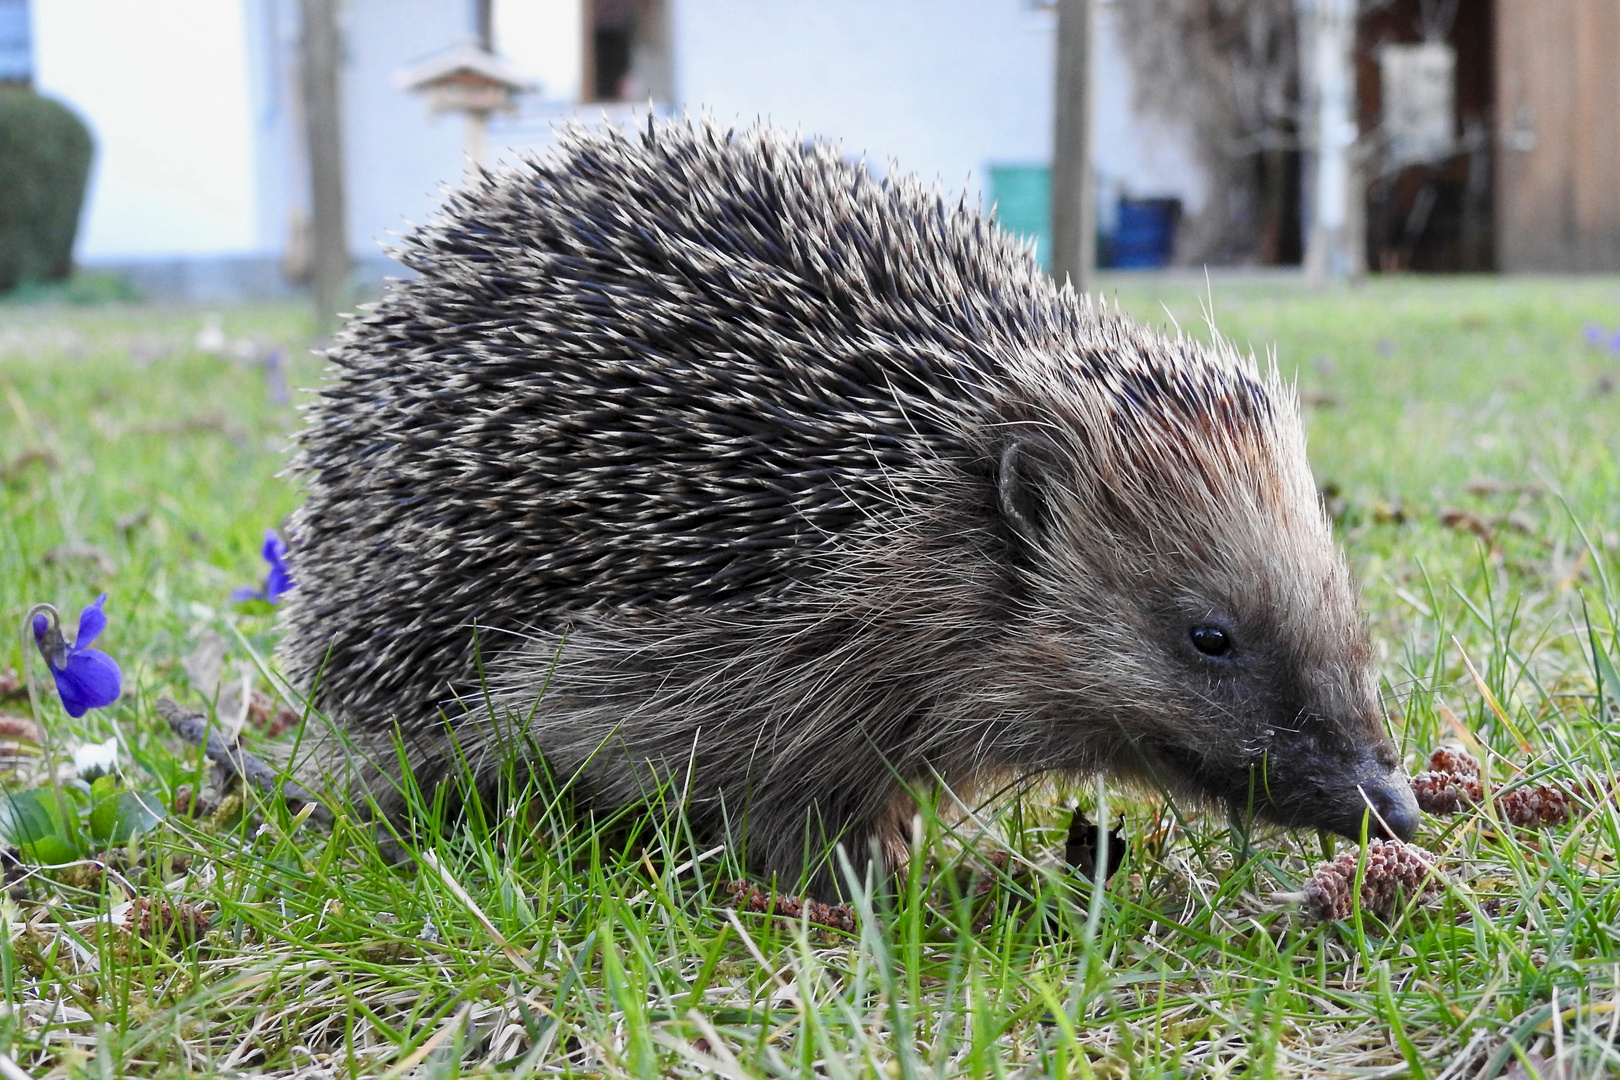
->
[467,620,928,899]
[715,764,922,900]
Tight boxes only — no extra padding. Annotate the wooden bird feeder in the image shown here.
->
[397,43,534,173]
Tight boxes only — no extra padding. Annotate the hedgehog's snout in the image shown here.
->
[1314,751,1420,843]
[1362,771,1420,841]
[1270,736,1420,843]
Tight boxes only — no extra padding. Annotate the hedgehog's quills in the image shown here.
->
[281,116,1419,897]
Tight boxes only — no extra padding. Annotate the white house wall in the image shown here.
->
[27,0,1206,289]
[341,0,469,263]
[247,0,303,259]
[32,0,261,260]
[494,0,584,103]
[672,0,1056,202]
[1091,2,1206,221]
[670,0,1204,218]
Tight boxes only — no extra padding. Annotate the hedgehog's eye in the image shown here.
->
[1189,625,1233,658]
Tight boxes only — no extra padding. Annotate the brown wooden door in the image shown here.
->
[1495,0,1620,271]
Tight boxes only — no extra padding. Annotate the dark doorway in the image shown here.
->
[1258,141,1304,265]
[585,0,670,103]
[1357,0,1496,271]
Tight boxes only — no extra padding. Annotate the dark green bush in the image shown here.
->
[0,87,94,294]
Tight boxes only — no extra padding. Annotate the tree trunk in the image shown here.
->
[300,0,349,332]
[1300,0,1364,284]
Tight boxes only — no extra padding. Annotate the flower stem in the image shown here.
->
[22,602,58,766]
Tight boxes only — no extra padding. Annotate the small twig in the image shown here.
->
[380,1001,473,1080]
[0,1049,34,1080]
[156,696,332,824]
[419,850,535,974]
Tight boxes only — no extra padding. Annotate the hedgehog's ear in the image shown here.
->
[997,436,1061,542]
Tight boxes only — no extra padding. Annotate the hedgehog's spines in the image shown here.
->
[282,115,1409,894]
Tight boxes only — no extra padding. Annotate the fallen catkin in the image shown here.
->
[729,881,857,933]
[1425,746,1480,779]
[1497,782,1579,827]
[1294,839,1443,922]
[1411,746,1600,827]
[131,896,211,945]
[1410,769,1483,814]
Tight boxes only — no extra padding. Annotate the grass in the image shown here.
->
[1,275,1620,1077]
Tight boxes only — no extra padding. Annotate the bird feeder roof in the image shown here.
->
[395,43,534,95]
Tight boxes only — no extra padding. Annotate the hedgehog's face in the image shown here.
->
[1131,563,1420,844]
[995,421,1419,844]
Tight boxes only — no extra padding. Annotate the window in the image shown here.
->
[492,0,669,106]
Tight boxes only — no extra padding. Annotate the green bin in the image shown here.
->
[988,165,1052,271]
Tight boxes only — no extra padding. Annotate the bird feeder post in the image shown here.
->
[397,44,534,177]
[463,110,489,177]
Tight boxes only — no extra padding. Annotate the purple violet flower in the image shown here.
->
[31,594,123,718]
[231,529,294,604]
[1583,323,1620,353]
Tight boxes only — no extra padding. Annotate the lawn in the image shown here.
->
[2,274,1620,1078]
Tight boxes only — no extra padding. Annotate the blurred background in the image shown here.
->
[0,0,1616,309]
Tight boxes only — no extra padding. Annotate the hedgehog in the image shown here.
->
[279,117,1419,896]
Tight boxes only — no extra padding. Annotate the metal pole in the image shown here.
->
[1051,0,1094,296]
[300,0,350,332]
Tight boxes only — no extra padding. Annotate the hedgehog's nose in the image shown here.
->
[1365,774,1421,842]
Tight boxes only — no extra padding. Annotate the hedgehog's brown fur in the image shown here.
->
[280,117,1417,895]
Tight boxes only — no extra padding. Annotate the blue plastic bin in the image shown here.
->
[1109,198,1181,269]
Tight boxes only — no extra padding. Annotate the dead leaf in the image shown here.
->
[1064,807,1126,882]
[1440,507,1493,543]
[1371,499,1407,525]
[0,714,41,744]
[1499,1050,1552,1080]
[127,412,229,437]
[246,689,302,737]
[114,509,152,535]
[181,632,227,701]
[43,541,116,576]
[131,896,211,945]
[1464,476,1544,499]
[0,447,56,481]
[215,667,253,736]
[1497,512,1535,535]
